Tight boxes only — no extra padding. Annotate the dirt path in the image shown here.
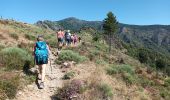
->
[14,53,63,100]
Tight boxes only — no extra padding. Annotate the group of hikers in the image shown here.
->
[33,29,80,89]
[57,29,79,50]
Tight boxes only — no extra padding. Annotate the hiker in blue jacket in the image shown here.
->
[33,35,51,89]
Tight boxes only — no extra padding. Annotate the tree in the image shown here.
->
[103,12,118,52]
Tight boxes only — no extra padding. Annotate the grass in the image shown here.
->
[0,47,33,71]
[23,75,36,84]
[63,71,75,79]
[107,64,135,75]
[0,76,20,99]
[58,50,88,63]
[24,33,36,41]
[95,59,107,65]
[107,64,137,85]
[47,37,57,48]
[9,33,18,40]
[97,83,113,98]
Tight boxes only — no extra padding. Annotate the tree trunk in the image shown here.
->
[109,33,112,53]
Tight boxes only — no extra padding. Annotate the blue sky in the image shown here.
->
[0,0,170,25]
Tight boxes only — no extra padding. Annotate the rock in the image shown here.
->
[29,66,38,74]
[27,85,34,91]
[18,91,22,95]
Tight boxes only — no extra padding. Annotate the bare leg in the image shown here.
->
[41,64,46,82]
[38,65,42,74]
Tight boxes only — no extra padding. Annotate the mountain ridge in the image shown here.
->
[35,17,170,57]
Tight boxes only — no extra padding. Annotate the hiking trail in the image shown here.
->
[14,52,64,100]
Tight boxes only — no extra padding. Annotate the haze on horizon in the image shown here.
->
[0,0,170,25]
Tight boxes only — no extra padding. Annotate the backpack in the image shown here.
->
[35,41,48,64]
[65,32,71,39]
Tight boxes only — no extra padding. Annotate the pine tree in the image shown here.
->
[103,12,118,52]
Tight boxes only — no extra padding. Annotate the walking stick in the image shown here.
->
[50,58,52,74]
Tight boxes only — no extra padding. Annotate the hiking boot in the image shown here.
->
[39,82,44,89]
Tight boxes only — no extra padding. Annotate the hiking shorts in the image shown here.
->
[35,56,48,65]
[66,38,71,44]
[58,38,64,43]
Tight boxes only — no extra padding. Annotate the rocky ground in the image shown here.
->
[14,53,63,100]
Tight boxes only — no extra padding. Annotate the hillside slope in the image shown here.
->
[0,19,170,100]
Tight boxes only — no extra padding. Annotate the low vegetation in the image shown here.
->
[0,75,20,99]
[58,50,88,63]
[9,33,19,40]
[107,64,137,85]
[0,47,33,71]
[24,33,36,41]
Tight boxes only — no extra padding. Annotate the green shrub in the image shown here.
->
[107,67,119,75]
[58,50,88,63]
[98,83,113,98]
[164,78,170,87]
[9,33,18,40]
[24,34,36,40]
[0,76,20,99]
[96,59,107,65]
[94,42,109,52]
[93,33,101,42]
[138,76,155,87]
[0,45,5,51]
[107,64,137,85]
[0,47,33,70]
[160,89,170,99]
[63,71,75,79]
[107,64,135,75]
[156,59,166,70]
[47,37,57,48]
[122,73,136,85]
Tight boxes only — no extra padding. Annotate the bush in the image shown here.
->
[0,45,5,51]
[164,78,170,87]
[63,71,75,80]
[0,47,33,70]
[122,73,136,85]
[160,89,170,99]
[107,64,137,85]
[0,76,20,99]
[47,37,57,48]
[138,76,155,87]
[9,33,19,40]
[107,64,135,75]
[54,79,87,99]
[24,34,36,40]
[96,59,107,65]
[138,49,149,63]
[58,50,88,63]
[93,33,101,42]
[98,83,113,98]
[156,59,166,70]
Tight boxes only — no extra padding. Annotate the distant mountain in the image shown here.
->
[118,24,170,56]
[35,17,170,56]
[35,17,102,31]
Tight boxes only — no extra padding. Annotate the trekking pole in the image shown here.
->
[50,58,52,74]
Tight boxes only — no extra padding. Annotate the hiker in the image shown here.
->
[57,29,64,50]
[65,30,71,46]
[33,35,51,89]
[78,36,81,43]
[71,34,74,46]
[73,33,78,46]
